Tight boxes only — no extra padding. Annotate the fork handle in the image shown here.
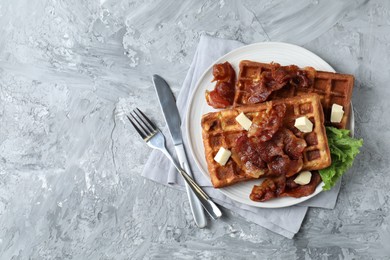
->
[160,149,222,220]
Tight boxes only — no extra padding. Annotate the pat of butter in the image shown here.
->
[235,112,252,131]
[294,171,312,185]
[330,104,344,123]
[294,116,313,133]
[214,147,232,166]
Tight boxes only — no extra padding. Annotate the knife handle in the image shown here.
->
[178,168,222,220]
[176,145,208,227]
[160,146,222,221]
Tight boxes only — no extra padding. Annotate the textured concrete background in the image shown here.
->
[0,0,389,259]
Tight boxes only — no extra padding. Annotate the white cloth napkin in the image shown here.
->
[142,34,341,239]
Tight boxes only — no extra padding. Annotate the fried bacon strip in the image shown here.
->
[253,128,306,177]
[250,171,322,202]
[231,134,267,178]
[250,175,286,202]
[206,62,236,109]
[232,103,307,180]
[282,171,322,198]
[248,103,286,142]
[230,102,313,201]
[247,63,315,104]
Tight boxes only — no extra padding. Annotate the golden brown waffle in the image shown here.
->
[201,94,331,188]
[235,60,354,129]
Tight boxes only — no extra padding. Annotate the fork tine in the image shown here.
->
[134,108,157,132]
[130,111,152,137]
[127,114,147,140]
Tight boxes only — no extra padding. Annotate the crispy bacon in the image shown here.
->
[250,175,286,202]
[272,65,299,83]
[247,83,272,104]
[233,104,307,181]
[206,62,236,109]
[248,104,286,142]
[246,63,315,104]
[281,171,322,198]
[207,89,231,108]
[286,158,303,177]
[234,129,306,178]
[267,155,290,176]
[258,128,305,177]
[280,128,307,160]
[247,64,294,103]
[290,67,316,89]
[247,125,310,201]
[250,171,322,202]
[255,137,284,163]
[231,134,266,173]
[228,100,310,201]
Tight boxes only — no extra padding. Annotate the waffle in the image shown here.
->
[201,94,331,188]
[234,60,354,129]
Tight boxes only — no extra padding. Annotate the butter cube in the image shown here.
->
[214,147,232,166]
[235,112,252,131]
[294,116,313,133]
[294,171,312,185]
[330,104,344,123]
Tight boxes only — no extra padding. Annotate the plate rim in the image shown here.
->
[185,41,352,208]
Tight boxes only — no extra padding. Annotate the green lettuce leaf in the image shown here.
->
[319,127,363,190]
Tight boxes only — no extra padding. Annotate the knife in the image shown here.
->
[152,74,222,225]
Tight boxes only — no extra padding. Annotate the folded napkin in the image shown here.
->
[142,34,341,239]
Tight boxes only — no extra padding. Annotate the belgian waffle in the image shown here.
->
[201,94,331,188]
[234,60,354,129]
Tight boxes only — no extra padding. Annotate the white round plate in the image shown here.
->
[186,42,354,208]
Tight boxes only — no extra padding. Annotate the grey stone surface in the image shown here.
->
[0,0,389,259]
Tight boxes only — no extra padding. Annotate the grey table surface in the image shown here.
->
[0,0,389,259]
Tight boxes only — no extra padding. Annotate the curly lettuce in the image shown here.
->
[319,127,363,190]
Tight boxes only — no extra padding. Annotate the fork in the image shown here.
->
[128,108,222,220]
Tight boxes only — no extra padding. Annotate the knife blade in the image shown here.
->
[152,74,222,225]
